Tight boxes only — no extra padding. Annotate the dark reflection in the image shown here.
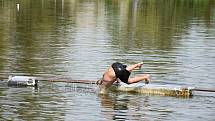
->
[98,93,176,120]
[99,93,144,120]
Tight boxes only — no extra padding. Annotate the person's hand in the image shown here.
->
[143,74,150,84]
[137,62,143,69]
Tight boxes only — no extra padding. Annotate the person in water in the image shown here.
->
[97,62,150,93]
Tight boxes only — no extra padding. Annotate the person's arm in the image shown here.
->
[127,74,150,84]
[126,62,143,72]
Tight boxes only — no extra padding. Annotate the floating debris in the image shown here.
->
[7,76,38,87]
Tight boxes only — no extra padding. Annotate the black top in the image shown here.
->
[112,62,131,84]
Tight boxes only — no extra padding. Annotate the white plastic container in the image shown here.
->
[7,75,38,86]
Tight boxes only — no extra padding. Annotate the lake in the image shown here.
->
[0,0,215,120]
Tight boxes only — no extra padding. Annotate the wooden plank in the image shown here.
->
[111,83,193,97]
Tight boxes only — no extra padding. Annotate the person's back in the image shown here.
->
[96,66,116,93]
[103,66,116,83]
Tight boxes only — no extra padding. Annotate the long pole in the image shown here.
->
[48,79,96,84]
[0,75,97,84]
[192,88,215,92]
[46,80,215,93]
[1,76,215,92]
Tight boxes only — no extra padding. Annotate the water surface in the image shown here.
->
[0,0,215,120]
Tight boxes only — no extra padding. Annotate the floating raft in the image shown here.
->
[112,83,194,97]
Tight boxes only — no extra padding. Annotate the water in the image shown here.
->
[0,0,215,120]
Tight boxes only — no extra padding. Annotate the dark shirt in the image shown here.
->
[112,62,131,84]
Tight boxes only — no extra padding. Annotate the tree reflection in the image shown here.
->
[0,0,214,75]
[105,0,215,50]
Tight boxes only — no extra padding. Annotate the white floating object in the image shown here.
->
[8,76,38,86]
[111,82,193,97]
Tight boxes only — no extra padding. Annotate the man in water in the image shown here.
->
[97,62,150,93]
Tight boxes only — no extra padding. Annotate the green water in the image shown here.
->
[0,0,215,120]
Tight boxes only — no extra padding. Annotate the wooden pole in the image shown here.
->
[0,75,96,84]
[192,88,215,92]
[1,75,215,93]
[48,79,96,84]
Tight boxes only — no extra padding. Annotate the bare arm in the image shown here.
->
[126,62,143,72]
[127,74,150,84]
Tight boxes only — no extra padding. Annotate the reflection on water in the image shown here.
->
[0,0,215,120]
[0,82,66,120]
[99,94,144,120]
